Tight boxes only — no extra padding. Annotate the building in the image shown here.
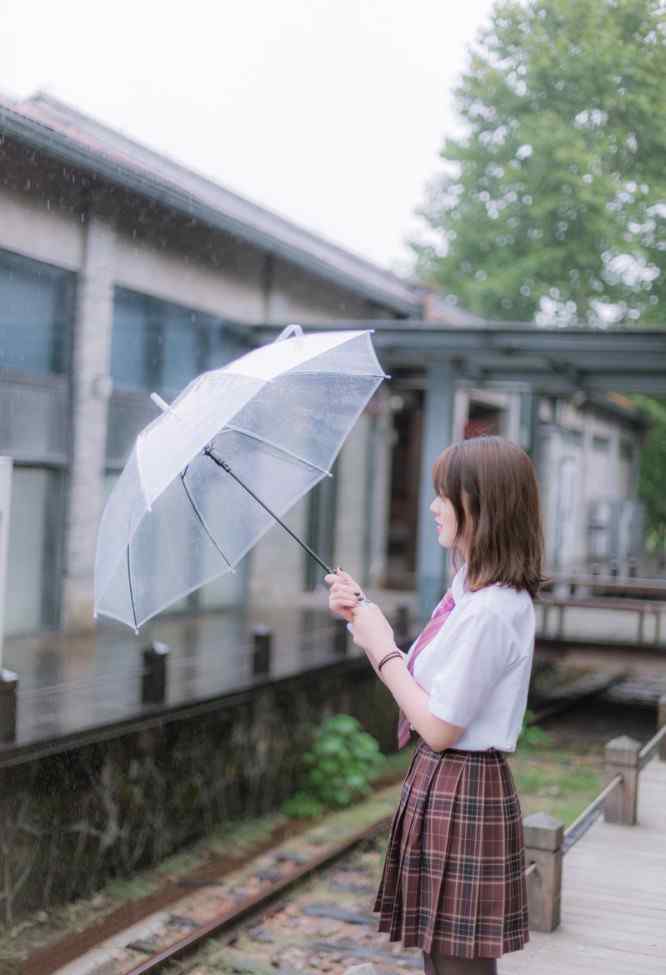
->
[0,92,651,636]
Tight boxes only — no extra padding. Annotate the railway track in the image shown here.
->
[109,826,417,975]
[25,785,418,975]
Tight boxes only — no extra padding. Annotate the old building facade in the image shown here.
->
[0,93,649,635]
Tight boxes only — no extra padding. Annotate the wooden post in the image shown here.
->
[658,694,666,763]
[604,736,641,825]
[523,812,564,932]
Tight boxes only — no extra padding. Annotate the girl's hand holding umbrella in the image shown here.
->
[325,570,400,678]
[324,569,361,622]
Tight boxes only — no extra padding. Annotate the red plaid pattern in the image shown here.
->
[397,590,456,749]
[373,740,529,958]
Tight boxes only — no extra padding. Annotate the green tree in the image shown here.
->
[414,0,666,325]
[632,396,666,557]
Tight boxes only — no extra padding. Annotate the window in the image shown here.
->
[592,434,610,452]
[111,288,232,395]
[464,402,504,439]
[562,426,583,446]
[110,290,149,390]
[5,467,65,634]
[305,463,338,591]
[162,305,199,393]
[0,248,74,376]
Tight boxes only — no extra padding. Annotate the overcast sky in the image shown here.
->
[0,1,496,272]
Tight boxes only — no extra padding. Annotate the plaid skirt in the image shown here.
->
[373,738,529,958]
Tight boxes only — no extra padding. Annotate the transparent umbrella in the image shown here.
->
[94,324,388,631]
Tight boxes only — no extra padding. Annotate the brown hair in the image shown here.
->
[432,435,547,599]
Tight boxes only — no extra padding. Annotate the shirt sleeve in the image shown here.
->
[427,604,515,728]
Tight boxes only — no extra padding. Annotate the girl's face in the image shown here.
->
[429,494,458,550]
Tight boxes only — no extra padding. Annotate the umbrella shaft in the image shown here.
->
[204,448,334,577]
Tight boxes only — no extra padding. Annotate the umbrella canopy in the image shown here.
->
[94,326,388,631]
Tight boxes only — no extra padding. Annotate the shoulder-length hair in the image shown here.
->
[433,435,547,599]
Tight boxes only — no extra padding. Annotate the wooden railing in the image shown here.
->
[537,594,666,645]
[522,693,666,932]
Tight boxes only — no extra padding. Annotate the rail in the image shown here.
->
[638,723,666,770]
[537,593,666,645]
[523,692,666,933]
[561,773,623,854]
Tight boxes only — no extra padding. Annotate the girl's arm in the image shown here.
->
[325,572,464,752]
[378,654,465,752]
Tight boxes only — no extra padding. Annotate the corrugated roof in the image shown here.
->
[0,91,422,315]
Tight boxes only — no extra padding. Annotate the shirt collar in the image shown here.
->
[450,562,468,602]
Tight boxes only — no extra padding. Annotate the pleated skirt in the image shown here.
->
[373,738,529,959]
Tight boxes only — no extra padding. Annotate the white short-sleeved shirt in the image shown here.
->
[407,562,535,752]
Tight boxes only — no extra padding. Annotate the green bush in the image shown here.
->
[281,714,386,818]
[280,791,325,819]
[518,709,551,750]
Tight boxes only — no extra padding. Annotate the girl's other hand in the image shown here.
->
[324,568,364,622]
[348,602,396,662]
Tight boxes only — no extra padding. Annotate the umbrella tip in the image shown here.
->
[275,323,304,342]
[150,392,170,412]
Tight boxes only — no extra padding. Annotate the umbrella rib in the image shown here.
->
[127,542,138,632]
[223,425,332,476]
[180,470,235,571]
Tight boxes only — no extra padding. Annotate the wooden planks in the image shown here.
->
[501,760,666,974]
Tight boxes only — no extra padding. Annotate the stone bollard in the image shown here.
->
[252,625,272,678]
[142,641,169,706]
[0,669,18,743]
[523,812,564,932]
[604,736,641,825]
[659,695,666,763]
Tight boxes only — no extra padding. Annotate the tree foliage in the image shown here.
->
[414,0,666,325]
[632,396,666,552]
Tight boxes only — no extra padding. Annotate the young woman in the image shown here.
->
[325,435,545,975]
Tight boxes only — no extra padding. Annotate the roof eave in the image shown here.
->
[0,106,421,317]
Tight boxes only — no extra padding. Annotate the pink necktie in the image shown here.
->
[397,590,456,749]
